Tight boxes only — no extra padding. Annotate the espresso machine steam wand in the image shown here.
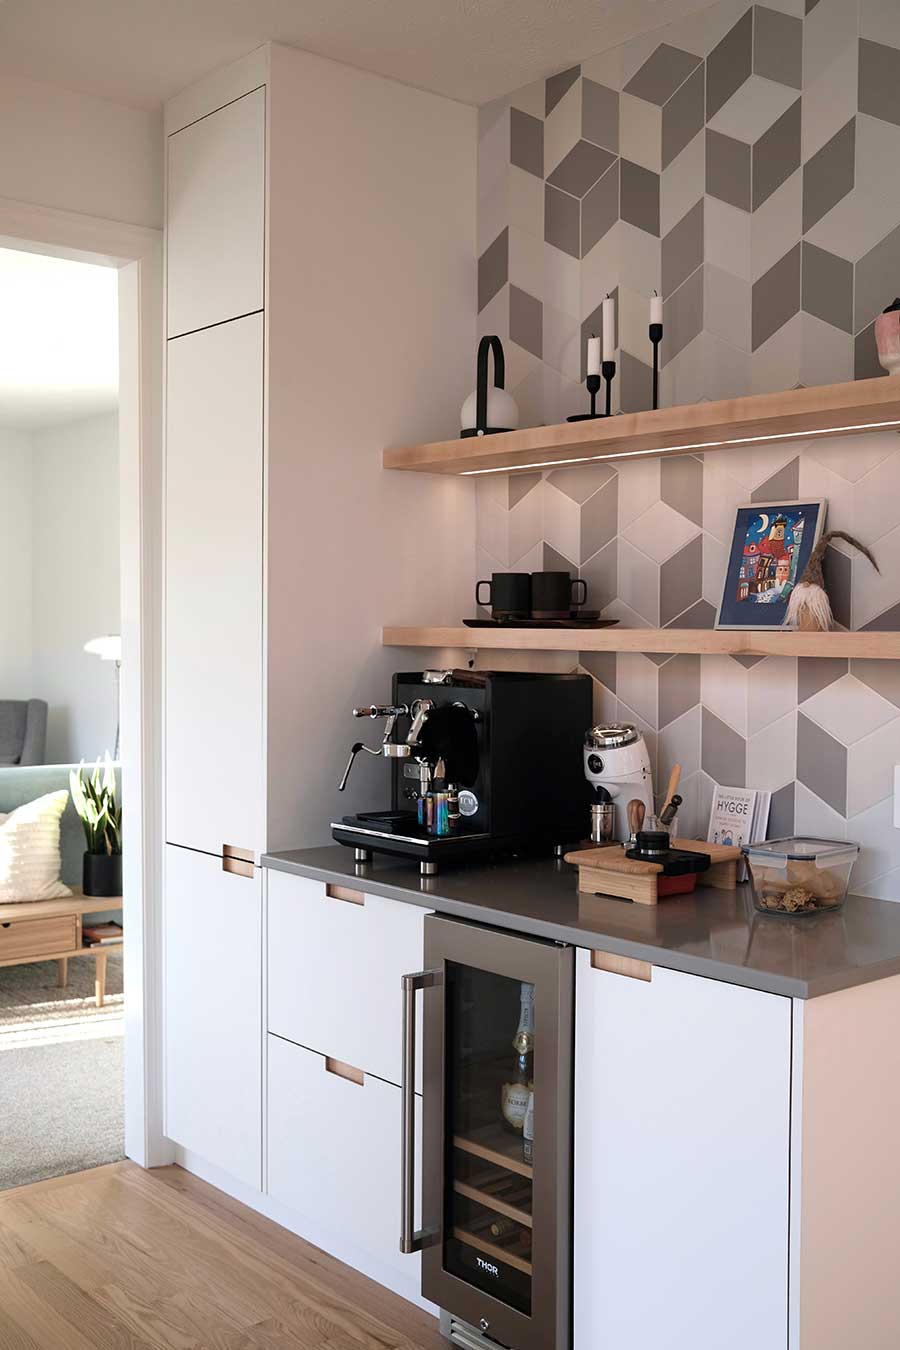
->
[337,700,435,794]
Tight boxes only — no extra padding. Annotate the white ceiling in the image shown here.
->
[0,0,713,110]
[0,247,118,432]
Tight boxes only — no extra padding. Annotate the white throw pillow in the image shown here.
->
[0,790,73,903]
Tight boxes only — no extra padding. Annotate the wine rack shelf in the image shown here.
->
[454,1124,533,1180]
[454,1177,533,1229]
[453,1225,533,1277]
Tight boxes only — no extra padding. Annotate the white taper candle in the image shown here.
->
[602,294,615,360]
[650,291,663,326]
[587,335,601,377]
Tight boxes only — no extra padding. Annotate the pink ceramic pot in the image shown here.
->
[875,304,900,375]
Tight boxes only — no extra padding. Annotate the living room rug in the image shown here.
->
[0,952,124,1190]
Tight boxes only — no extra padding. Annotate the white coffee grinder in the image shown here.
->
[584,723,654,843]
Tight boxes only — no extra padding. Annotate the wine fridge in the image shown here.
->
[401,915,573,1350]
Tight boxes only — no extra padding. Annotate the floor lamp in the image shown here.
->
[84,635,122,759]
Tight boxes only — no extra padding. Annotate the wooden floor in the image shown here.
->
[0,1162,446,1349]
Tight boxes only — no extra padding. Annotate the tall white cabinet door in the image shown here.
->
[164,844,262,1190]
[165,312,264,858]
[574,952,791,1350]
[167,86,265,338]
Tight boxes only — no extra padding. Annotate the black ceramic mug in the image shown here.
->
[476,572,532,619]
[530,570,587,619]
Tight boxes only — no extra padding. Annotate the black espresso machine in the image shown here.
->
[332,669,591,875]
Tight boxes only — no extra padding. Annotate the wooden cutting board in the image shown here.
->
[565,838,741,906]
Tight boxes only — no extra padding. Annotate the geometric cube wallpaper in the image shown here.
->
[478,0,900,422]
[474,0,900,899]
[475,435,900,898]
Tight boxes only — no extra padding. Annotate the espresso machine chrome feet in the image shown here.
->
[354,847,372,864]
[420,860,438,878]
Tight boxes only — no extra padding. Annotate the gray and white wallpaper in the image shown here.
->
[473,0,900,897]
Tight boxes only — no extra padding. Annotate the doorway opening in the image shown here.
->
[0,245,124,1188]
[0,202,165,1184]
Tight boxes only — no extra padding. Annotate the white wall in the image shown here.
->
[30,413,120,763]
[264,44,477,850]
[0,72,162,229]
[0,428,34,698]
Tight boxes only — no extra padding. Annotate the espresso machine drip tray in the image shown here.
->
[331,812,494,876]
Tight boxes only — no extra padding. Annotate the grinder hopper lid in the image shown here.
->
[585,722,640,750]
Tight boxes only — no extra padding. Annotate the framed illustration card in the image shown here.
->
[715,499,827,630]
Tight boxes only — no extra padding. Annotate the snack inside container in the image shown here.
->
[742,837,860,916]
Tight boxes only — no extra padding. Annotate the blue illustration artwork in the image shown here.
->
[718,501,824,628]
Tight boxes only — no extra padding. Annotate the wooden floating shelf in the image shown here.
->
[383,626,900,659]
[383,374,900,475]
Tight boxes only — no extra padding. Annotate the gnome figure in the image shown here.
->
[785,531,879,631]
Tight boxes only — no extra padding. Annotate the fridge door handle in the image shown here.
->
[400,967,441,1254]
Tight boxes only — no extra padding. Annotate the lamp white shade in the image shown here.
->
[84,634,122,662]
[460,385,519,432]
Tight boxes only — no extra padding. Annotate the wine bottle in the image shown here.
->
[501,983,534,1133]
[522,1088,534,1164]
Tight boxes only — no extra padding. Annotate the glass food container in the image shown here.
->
[743,837,860,915]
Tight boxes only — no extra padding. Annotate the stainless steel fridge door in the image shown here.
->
[418,914,573,1350]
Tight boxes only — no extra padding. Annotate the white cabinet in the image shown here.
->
[164,844,262,1190]
[165,312,264,858]
[574,950,791,1350]
[267,1033,421,1290]
[267,870,425,1088]
[167,86,265,338]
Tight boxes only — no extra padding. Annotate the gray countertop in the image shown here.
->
[262,845,900,999]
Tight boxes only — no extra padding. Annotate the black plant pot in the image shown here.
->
[83,852,123,898]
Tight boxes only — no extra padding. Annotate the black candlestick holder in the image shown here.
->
[601,359,616,417]
[649,322,663,410]
[567,372,603,421]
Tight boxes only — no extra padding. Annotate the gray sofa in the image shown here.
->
[0,763,122,920]
[0,700,48,766]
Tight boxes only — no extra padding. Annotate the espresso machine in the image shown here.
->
[333,669,591,874]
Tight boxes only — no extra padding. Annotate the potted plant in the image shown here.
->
[70,756,122,897]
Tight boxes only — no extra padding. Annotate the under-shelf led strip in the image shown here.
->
[458,418,900,475]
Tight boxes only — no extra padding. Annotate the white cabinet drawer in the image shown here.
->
[267,869,425,1088]
[167,86,265,337]
[267,1034,421,1287]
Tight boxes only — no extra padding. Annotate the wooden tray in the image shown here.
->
[565,838,741,906]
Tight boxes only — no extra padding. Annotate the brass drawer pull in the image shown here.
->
[591,949,652,982]
[222,851,254,878]
[325,883,364,906]
[325,1056,364,1085]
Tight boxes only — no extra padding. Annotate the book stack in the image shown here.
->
[707,786,771,879]
[83,921,123,947]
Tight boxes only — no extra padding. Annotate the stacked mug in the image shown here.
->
[476,571,587,620]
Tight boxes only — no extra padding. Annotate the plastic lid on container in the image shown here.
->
[742,836,860,869]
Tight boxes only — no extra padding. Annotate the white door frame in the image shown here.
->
[0,195,171,1168]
